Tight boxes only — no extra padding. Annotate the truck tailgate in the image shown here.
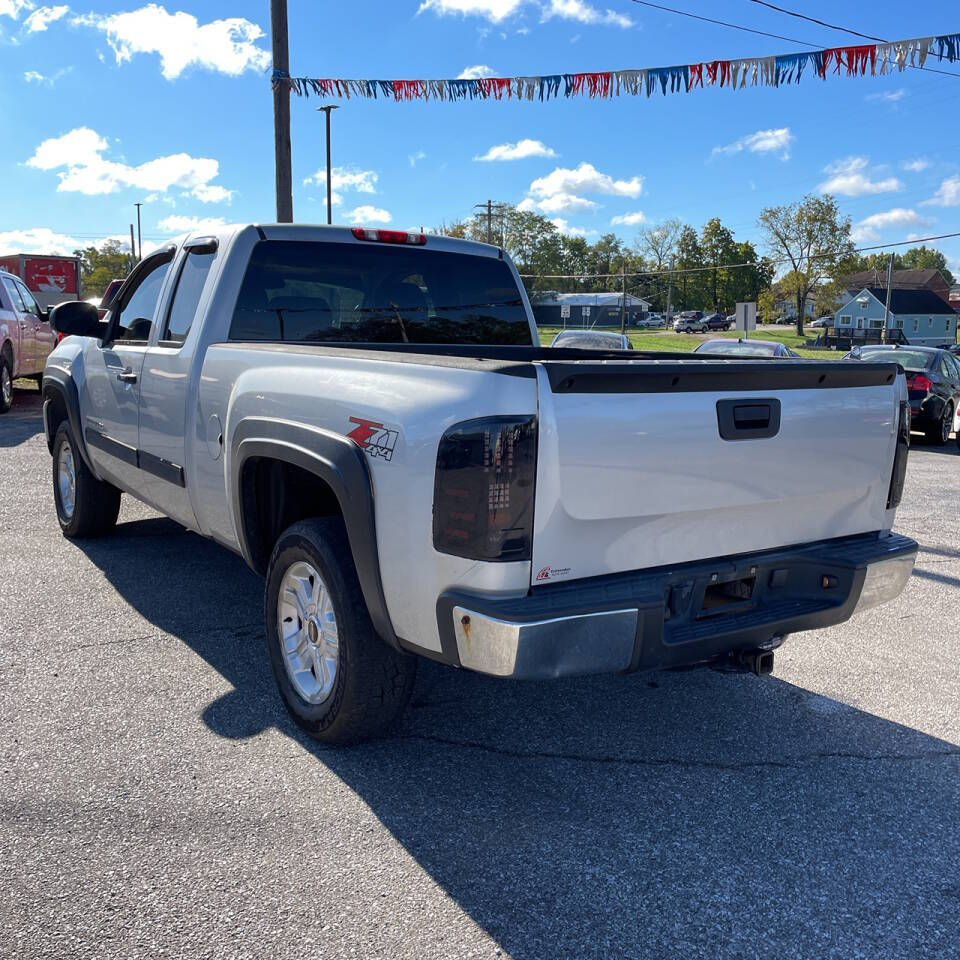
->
[531,359,902,584]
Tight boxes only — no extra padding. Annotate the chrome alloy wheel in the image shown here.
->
[277,560,340,704]
[57,440,77,519]
[1,366,11,408]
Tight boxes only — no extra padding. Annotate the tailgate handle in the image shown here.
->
[717,398,781,441]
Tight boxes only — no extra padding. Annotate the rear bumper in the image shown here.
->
[435,533,917,680]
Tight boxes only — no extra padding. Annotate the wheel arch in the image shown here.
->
[41,369,96,470]
[231,417,399,649]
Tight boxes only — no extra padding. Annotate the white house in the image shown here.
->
[833,287,957,346]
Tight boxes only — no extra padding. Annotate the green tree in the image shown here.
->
[700,218,736,311]
[674,224,703,312]
[900,245,955,285]
[75,240,131,298]
[758,194,855,336]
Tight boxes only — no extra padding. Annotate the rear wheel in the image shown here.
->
[264,518,417,744]
[925,402,953,446]
[52,422,121,537]
[0,353,12,414]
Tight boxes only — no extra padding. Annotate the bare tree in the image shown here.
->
[639,218,682,269]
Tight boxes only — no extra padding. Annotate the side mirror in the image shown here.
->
[49,300,108,339]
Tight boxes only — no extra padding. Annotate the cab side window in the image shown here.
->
[161,250,216,346]
[2,277,25,312]
[114,257,172,343]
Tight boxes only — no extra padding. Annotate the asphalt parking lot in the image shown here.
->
[2,385,959,960]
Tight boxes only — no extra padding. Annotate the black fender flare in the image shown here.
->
[41,368,97,474]
[230,417,399,649]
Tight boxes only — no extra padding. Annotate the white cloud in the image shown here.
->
[0,226,79,255]
[0,1,35,20]
[420,0,631,26]
[303,166,377,194]
[712,127,794,160]
[345,205,392,225]
[409,150,427,167]
[25,66,71,86]
[818,156,902,197]
[865,88,906,103]
[524,193,597,214]
[851,207,930,242]
[27,126,233,202]
[157,215,228,234]
[549,218,593,237]
[418,0,524,22]
[475,138,557,161]
[611,211,646,226]
[530,162,642,200]
[541,0,632,28]
[903,157,930,173]
[75,4,271,80]
[23,4,67,31]
[457,64,497,79]
[922,175,960,207]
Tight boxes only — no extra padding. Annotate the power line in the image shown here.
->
[746,0,885,43]
[626,0,960,81]
[518,230,960,280]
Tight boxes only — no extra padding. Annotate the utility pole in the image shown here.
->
[620,264,627,335]
[485,199,492,244]
[883,253,894,343]
[134,202,143,261]
[317,105,338,225]
[271,0,293,223]
[665,256,675,326]
[128,224,136,273]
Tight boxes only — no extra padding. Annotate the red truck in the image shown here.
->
[0,254,82,311]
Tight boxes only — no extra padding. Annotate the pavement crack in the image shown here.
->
[400,734,960,771]
[65,632,163,654]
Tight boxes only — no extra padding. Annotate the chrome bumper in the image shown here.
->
[438,533,917,680]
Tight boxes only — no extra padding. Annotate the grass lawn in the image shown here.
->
[538,325,844,360]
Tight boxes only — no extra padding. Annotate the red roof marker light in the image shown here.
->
[351,227,427,245]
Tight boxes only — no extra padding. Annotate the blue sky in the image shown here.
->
[2,0,959,274]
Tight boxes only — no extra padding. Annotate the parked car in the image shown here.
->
[551,329,633,350]
[774,315,794,325]
[845,344,960,444]
[0,267,56,411]
[637,314,664,329]
[44,223,917,743]
[704,312,732,332]
[673,312,708,333]
[810,317,831,328]
[693,338,800,358]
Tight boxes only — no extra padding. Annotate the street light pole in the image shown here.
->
[317,105,338,225]
[134,202,143,261]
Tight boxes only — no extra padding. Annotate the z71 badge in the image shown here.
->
[347,417,399,462]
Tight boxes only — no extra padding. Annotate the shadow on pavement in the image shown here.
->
[78,516,960,959]
[0,392,44,447]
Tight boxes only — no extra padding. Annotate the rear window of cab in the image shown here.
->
[229,240,533,346]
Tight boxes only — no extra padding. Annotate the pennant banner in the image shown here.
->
[272,32,960,103]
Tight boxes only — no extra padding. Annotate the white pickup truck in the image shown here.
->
[44,224,917,743]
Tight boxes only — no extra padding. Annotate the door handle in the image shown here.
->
[116,369,138,384]
[716,398,781,441]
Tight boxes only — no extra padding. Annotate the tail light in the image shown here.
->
[433,416,537,561]
[887,400,910,509]
[907,374,933,392]
[352,227,426,245]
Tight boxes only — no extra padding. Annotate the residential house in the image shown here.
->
[840,268,954,309]
[531,291,651,327]
[833,287,957,346]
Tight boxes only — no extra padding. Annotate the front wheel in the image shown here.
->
[264,518,417,744]
[52,422,121,537]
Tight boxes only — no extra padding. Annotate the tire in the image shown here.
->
[52,422,121,537]
[0,352,12,414]
[264,517,417,744]
[925,402,953,446]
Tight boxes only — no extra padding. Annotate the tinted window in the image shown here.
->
[162,251,215,345]
[857,348,933,372]
[946,353,960,380]
[230,241,532,345]
[15,280,40,316]
[2,277,25,312]
[114,258,172,343]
